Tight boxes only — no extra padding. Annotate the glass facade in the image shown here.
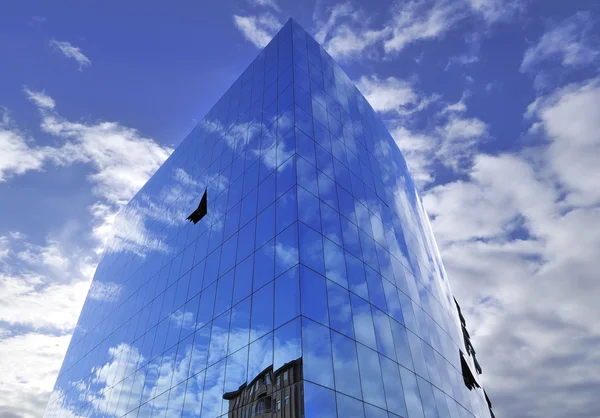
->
[44,19,494,418]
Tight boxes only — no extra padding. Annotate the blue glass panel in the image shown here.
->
[298,187,321,232]
[326,280,354,338]
[232,255,253,305]
[399,367,425,418]
[350,294,377,350]
[274,265,300,327]
[304,381,337,418]
[253,239,275,291]
[250,280,274,342]
[229,297,251,354]
[380,355,408,417]
[299,222,324,274]
[331,331,362,399]
[336,392,365,418]
[356,344,387,409]
[274,317,302,370]
[302,318,334,388]
[300,265,329,326]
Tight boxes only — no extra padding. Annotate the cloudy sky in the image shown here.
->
[1,0,599,417]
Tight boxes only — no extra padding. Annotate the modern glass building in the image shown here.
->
[44,18,495,418]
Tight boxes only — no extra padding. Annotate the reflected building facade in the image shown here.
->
[44,18,495,418]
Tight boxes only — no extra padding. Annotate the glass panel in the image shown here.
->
[275,223,299,277]
[274,265,300,327]
[356,344,387,409]
[379,355,408,417]
[302,317,334,388]
[351,294,377,350]
[300,266,329,326]
[304,381,337,418]
[250,281,274,342]
[399,367,425,418]
[274,317,302,370]
[326,279,354,338]
[336,392,365,418]
[330,331,362,399]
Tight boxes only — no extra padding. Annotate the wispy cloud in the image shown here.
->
[357,75,439,115]
[249,0,280,12]
[49,39,91,70]
[520,12,598,73]
[233,13,282,48]
[384,0,465,55]
[312,0,527,61]
[23,88,55,110]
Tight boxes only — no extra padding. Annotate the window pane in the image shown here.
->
[253,239,275,291]
[350,294,376,350]
[399,367,425,418]
[327,280,354,338]
[304,381,336,418]
[302,318,334,388]
[323,238,348,288]
[299,223,324,274]
[336,392,365,418]
[356,344,387,409]
[274,265,300,328]
[229,297,251,354]
[250,281,274,342]
[275,223,299,277]
[300,266,328,326]
[274,317,302,370]
[331,331,362,399]
[379,355,408,417]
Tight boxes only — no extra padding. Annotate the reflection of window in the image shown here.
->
[265,373,271,385]
[257,401,264,414]
[284,370,288,381]
[277,399,281,410]
[285,395,289,405]
[276,375,280,386]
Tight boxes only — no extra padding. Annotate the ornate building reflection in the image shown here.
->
[223,358,303,417]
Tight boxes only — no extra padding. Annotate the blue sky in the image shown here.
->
[1,0,599,417]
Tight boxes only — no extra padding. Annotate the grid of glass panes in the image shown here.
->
[44,18,491,418]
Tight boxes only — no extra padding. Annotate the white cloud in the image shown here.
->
[356,75,439,116]
[420,77,600,416]
[390,127,437,185]
[0,333,73,418]
[525,78,600,207]
[23,88,55,110]
[466,0,523,23]
[383,0,464,55]
[314,3,388,61]
[0,112,49,182]
[49,40,91,70]
[249,0,280,12]
[437,115,488,171]
[378,84,486,183]
[0,237,91,333]
[0,90,173,417]
[520,12,598,73]
[19,89,173,253]
[233,13,282,48]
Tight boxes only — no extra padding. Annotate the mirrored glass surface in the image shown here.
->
[44,18,493,418]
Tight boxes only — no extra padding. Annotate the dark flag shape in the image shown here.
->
[460,351,481,390]
[187,189,207,224]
